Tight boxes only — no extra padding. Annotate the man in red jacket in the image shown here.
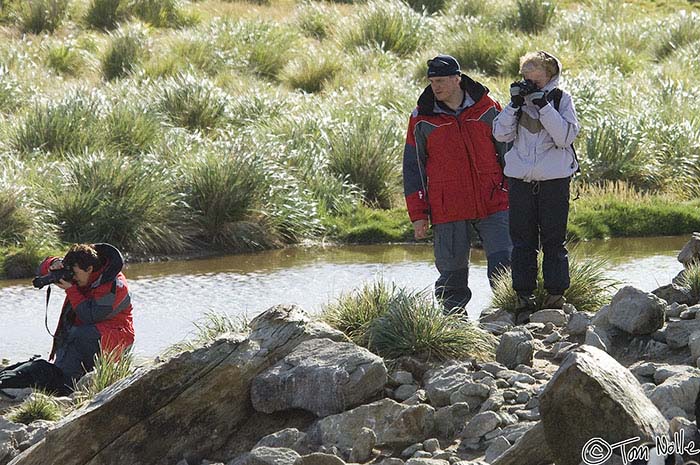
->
[403,55,512,314]
[0,243,134,396]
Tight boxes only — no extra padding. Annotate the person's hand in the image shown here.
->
[56,278,72,290]
[48,259,64,271]
[509,82,524,108]
[526,91,547,108]
[413,219,429,240]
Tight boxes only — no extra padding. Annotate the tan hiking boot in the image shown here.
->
[543,294,566,309]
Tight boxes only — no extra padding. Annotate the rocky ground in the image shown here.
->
[2,233,700,465]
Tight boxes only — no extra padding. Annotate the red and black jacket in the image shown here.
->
[39,243,134,359]
[403,75,509,224]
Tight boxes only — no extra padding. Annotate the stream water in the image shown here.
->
[0,236,689,361]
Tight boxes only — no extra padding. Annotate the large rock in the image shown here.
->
[608,286,666,335]
[652,283,694,306]
[8,305,347,465]
[251,338,386,417]
[307,399,435,449]
[491,422,553,465]
[647,373,700,417]
[495,328,535,369]
[423,364,473,407]
[666,319,700,348]
[539,346,669,465]
[230,447,301,465]
[678,232,700,267]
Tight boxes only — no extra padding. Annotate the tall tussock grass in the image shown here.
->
[16,0,68,34]
[73,346,134,407]
[327,110,402,209]
[344,0,426,57]
[7,391,65,424]
[11,92,103,156]
[158,72,230,132]
[491,250,618,313]
[45,151,188,255]
[323,280,497,361]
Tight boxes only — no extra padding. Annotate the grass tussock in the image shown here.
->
[166,311,247,355]
[281,50,343,93]
[323,280,497,361]
[7,391,64,424]
[46,151,188,255]
[344,0,426,57]
[45,45,85,77]
[101,29,146,81]
[327,110,403,209]
[85,0,128,31]
[158,73,230,132]
[491,250,618,313]
[679,263,700,304]
[73,347,134,407]
[16,0,68,34]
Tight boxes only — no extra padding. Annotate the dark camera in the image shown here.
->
[32,267,74,289]
[515,79,539,96]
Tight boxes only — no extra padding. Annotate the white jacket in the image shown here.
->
[492,53,580,182]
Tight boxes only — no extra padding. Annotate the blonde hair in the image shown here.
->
[519,51,559,78]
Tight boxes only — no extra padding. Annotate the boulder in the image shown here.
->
[678,232,700,267]
[423,364,473,407]
[691,331,700,360]
[293,453,346,465]
[255,429,307,453]
[608,286,666,335]
[8,305,346,465]
[230,448,301,465]
[652,283,694,306]
[539,346,669,465]
[495,328,534,369]
[665,319,700,348]
[647,373,700,416]
[251,338,386,417]
[307,399,435,449]
[584,327,610,352]
[460,411,500,439]
[349,428,376,463]
[435,403,472,438]
[529,310,568,327]
[566,312,591,336]
[491,422,552,465]
[484,437,510,463]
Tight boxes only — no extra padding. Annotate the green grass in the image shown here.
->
[324,206,413,243]
[166,311,248,355]
[323,280,497,361]
[11,92,102,156]
[344,0,426,57]
[157,73,230,132]
[679,262,700,304]
[294,1,338,40]
[101,32,144,81]
[512,0,556,34]
[7,391,64,424]
[327,110,403,209]
[369,293,497,361]
[281,49,343,93]
[44,151,188,255]
[85,0,127,31]
[73,347,134,406]
[45,45,85,77]
[101,104,161,156]
[180,147,272,250]
[16,0,68,34]
[491,249,618,313]
[568,182,700,239]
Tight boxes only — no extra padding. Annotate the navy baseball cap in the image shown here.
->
[427,55,461,77]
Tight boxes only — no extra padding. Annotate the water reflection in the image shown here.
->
[0,236,689,361]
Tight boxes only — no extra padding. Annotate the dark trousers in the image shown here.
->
[54,325,101,387]
[509,177,571,296]
[434,210,512,312]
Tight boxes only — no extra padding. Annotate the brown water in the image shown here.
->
[0,236,689,362]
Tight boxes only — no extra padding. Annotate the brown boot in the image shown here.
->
[513,294,536,325]
[543,294,566,309]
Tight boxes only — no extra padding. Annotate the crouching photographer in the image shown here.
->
[0,243,134,396]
